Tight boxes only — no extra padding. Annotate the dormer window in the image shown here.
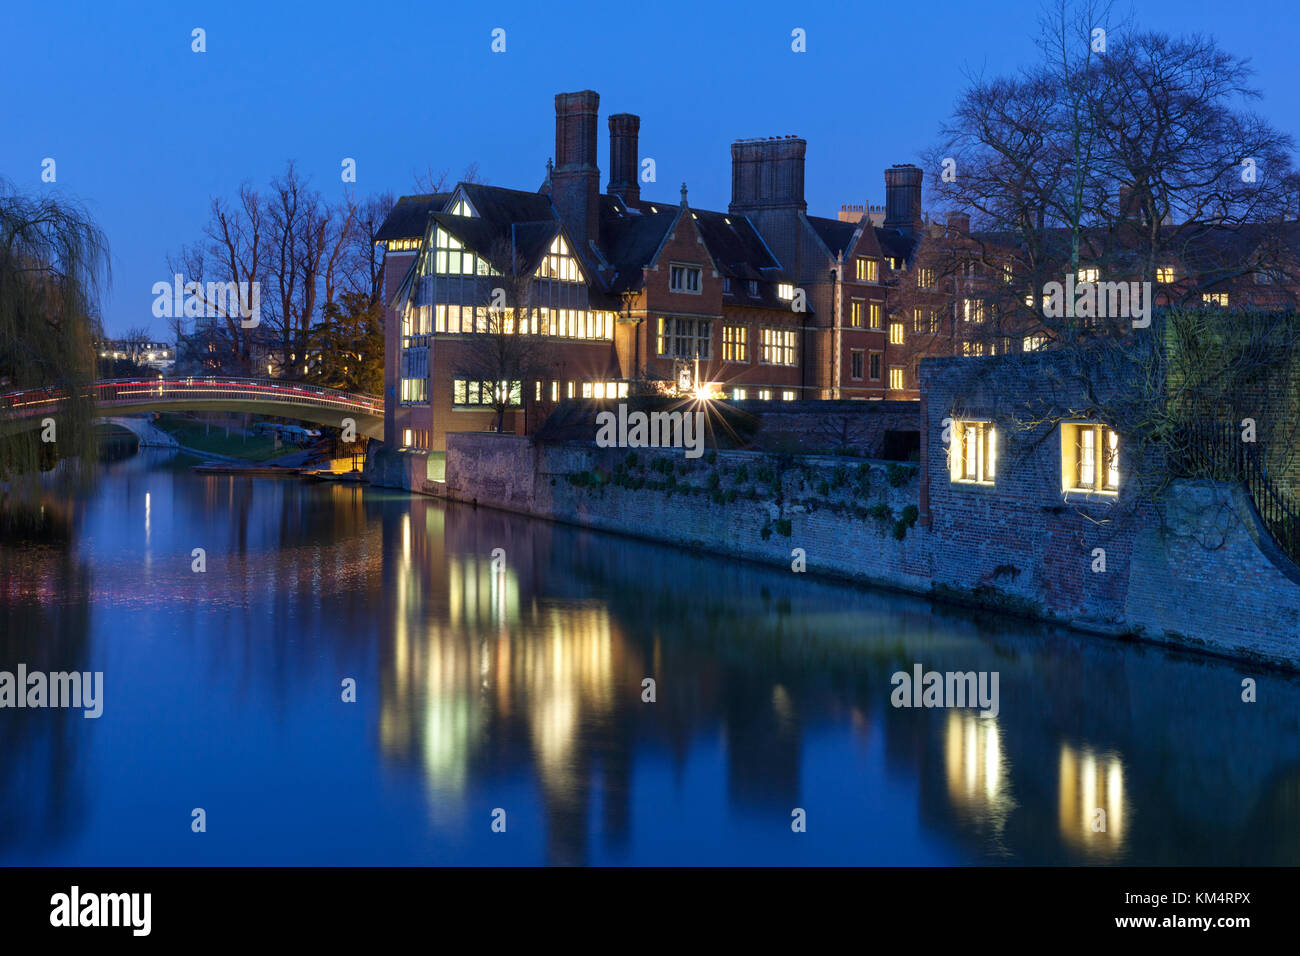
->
[777,283,795,300]
[748,280,759,296]
[449,198,476,217]
[723,277,733,294]
[536,236,584,283]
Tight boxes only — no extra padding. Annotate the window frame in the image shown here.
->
[669,263,703,294]
[949,419,997,487]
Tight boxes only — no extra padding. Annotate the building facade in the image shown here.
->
[376,90,931,454]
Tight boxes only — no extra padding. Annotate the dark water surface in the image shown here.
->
[2,449,1298,865]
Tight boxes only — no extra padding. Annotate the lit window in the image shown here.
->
[1002,263,1014,284]
[759,328,798,366]
[889,322,905,345]
[869,302,882,329]
[432,227,482,276]
[657,317,712,359]
[912,308,925,333]
[722,324,748,362]
[1077,267,1099,284]
[452,378,522,407]
[1202,292,1229,307]
[400,378,428,403]
[777,283,795,300]
[402,429,413,448]
[450,198,475,217]
[851,299,864,328]
[962,299,985,323]
[917,267,936,289]
[1061,423,1119,494]
[888,367,904,390]
[781,390,797,401]
[1156,266,1175,284]
[536,236,584,283]
[1022,334,1046,352]
[949,420,997,485]
[855,257,879,282]
[758,389,773,400]
[732,387,747,400]
[669,264,702,293]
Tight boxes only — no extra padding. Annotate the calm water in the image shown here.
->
[2,448,1298,866]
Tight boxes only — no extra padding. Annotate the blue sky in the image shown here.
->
[3,0,1296,336]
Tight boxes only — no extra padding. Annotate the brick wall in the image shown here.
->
[443,433,929,593]
[424,350,1300,668]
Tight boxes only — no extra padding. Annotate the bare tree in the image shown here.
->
[453,236,551,433]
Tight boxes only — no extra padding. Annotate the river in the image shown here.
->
[1,448,1297,865]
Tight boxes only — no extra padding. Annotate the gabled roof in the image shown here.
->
[375,194,450,241]
[693,209,782,278]
[806,215,858,259]
[874,227,917,264]
[598,208,677,294]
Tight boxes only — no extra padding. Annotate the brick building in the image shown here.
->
[375,89,931,455]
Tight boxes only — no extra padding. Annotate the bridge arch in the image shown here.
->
[1,378,385,439]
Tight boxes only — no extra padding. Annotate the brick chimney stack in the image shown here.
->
[728,136,807,213]
[607,112,640,206]
[884,164,924,234]
[552,90,601,251]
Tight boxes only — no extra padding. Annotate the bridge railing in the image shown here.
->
[0,377,383,420]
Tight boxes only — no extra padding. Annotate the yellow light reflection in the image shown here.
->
[1058,742,1127,859]
[943,711,1016,845]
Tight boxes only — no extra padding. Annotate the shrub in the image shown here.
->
[887,463,916,488]
[892,504,919,540]
[734,464,749,484]
[775,518,792,537]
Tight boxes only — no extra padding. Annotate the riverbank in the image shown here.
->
[399,433,1300,672]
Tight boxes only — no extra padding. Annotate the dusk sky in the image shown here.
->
[4,0,1295,337]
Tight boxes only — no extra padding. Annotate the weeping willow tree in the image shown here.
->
[0,179,110,508]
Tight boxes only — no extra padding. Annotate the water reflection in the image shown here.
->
[1058,743,1127,860]
[3,450,1300,864]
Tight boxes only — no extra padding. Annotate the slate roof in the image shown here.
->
[598,208,677,294]
[874,227,917,265]
[806,215,858,259]
[374,194,449,241]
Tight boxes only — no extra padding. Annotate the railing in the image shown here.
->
[0,377,383,420]
[1175,421,1300,566]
